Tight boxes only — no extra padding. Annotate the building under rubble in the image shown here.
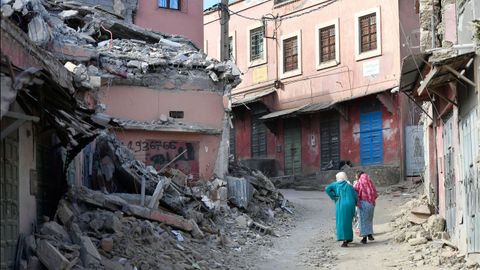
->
[0,1,240,269]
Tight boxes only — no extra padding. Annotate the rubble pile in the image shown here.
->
[228,162,293,224]
[390,195,480,269]
[0,0,241,90]
[18,133,293,269]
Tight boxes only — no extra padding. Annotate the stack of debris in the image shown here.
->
[391,195,479,269]
[1,0,241,91]
[18,133,293,269]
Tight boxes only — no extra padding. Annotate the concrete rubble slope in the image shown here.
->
[21,146,294,269]
[0,0,241,91]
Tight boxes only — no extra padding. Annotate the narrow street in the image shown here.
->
[254,188,433,270]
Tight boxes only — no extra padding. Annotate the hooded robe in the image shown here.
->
[326,180,357,241]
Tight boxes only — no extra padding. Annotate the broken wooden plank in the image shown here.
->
[148,177,170,209]
[123,204,193,232]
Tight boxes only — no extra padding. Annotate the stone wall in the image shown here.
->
[273,165,401,190]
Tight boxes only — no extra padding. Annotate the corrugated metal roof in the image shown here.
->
[298,101,334,114]
[259,105,306,120]
[399,54,428,92]
[232,88,276,106]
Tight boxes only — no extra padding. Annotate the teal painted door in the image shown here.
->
[284,120,301,175]
[360,111,383,165]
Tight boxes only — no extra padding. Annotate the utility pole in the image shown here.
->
[219,0,230,61]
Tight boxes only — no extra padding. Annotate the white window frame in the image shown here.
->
[354,7,382,61]
[247,23,267,67]
[315,18,340,70]
[279,30,302,79]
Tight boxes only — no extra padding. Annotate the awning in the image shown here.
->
[231,88,276,107]
[259,105,306,120]
[417,52,476,98]
[259,90,394,121]
[399,53,428,93]
[298,101,335,114]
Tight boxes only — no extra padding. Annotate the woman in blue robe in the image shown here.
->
[325,172,358,247]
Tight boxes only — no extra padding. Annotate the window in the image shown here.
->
[359,13,377,53]
[320,26,336,62]
[280,30,302,78]
[354,7,381,60]
[283,37,298,72]
[250,27,264,62]
[169,111,184,118]
[315,19,339,69]
[158,0,180,10]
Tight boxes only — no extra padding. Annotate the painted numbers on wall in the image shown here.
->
[127,140,200,178]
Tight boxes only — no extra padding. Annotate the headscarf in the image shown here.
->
[336,171,352,185]
[353,173,378,207]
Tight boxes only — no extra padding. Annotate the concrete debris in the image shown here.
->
[28,15,51,46]
[0,4,13,17]
[1,0,241,90]
[58,10,78,19]
[15,131,292,270]
[390,192,476,270]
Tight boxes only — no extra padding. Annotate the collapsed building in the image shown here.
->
[0,1,291,269]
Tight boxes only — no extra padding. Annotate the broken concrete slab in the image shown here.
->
[40,222,71,243]
[56,200,74,225]
[37,240,70,270]
[123,204,194,232]
[80,236,101,267]
[28,16,51,46]
[408,213,430,225]
[408,237,428,246]
[58,10,79,19]
[1,4,13,17]
[411,205,432,215]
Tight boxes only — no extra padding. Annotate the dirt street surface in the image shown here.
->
[251,187,478,270]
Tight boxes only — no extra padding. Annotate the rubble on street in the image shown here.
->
[390,193,480,270]
[18,132,293,270]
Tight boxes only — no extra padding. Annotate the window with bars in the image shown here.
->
[359,13,377,53]
[158,0,180,10]
[250,27,264,62]
[319,25,336,63]
[283,36,298,72]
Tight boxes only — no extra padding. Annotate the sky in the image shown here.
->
[204,0,220,10]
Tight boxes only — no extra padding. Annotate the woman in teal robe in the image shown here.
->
[325,172,358,247]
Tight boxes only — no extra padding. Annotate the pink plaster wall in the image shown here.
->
[100,85,224,129]
[204,0,402,110]
[136,0,204,49]
[115,130,220,180]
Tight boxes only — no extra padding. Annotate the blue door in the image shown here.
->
[360,111,383,165]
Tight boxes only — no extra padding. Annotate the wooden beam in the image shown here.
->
[1,119,25,140]
[417,66,438,97]
[4,111,39,122]
[431,88,458,107]
[444,64,476,89]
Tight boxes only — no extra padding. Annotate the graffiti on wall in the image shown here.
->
[127,140,199,178]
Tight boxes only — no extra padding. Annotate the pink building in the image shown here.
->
[204,0,420,185]
[135,0,204,48]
